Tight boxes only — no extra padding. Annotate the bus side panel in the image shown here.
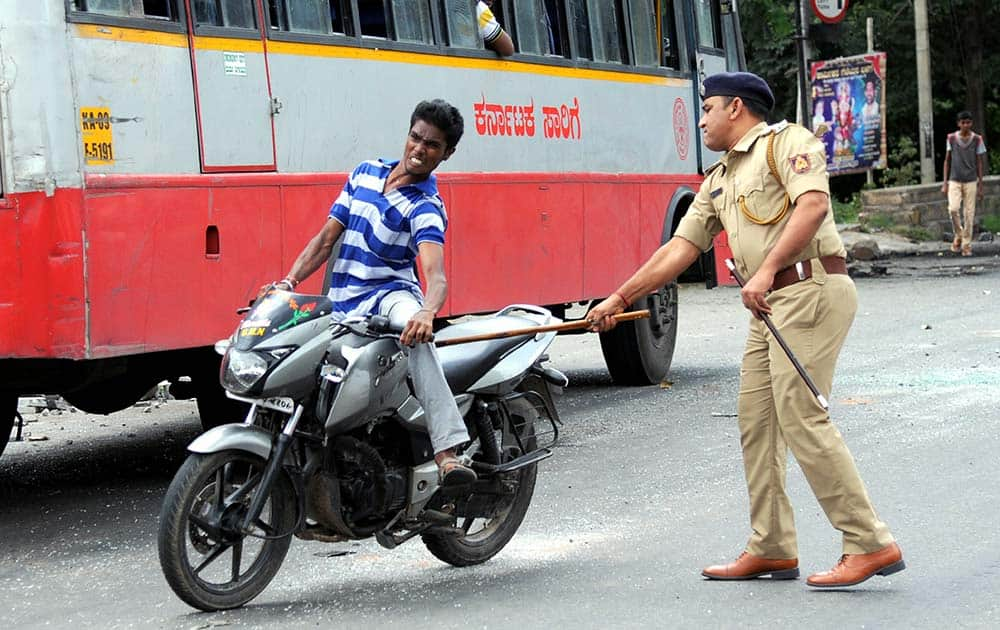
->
[278,180,349,295]
[581,181,643,298]
[0,190,87,359]
[83,185,282,357]
[446,178,584,315]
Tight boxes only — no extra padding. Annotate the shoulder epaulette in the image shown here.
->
[767,120,791,134]
[704,160,724,176]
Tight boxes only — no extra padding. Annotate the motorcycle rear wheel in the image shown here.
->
[422,398,538,567]
[158,450,295,611]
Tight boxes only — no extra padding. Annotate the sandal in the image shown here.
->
[437,455,477,486]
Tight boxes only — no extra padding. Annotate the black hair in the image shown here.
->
[957,110,973,121]
[721,95,770,120]
[410,99,465,150]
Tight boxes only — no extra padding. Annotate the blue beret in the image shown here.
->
[701,72,775,111]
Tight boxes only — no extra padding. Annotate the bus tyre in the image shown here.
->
[0,394,16,458]
[599,283,679,385]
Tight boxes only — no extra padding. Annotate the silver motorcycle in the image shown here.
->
[157,288,565,611]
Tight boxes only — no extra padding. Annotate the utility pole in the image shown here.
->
[867,17,874,186]
[914,0,935,183]
[793,0,809,125]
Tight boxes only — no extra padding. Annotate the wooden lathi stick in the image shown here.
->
[434,309,650,348]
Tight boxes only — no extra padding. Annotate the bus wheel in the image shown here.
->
[599,283,678,385]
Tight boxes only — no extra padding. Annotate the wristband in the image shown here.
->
[281,276,299,289]
[613,291,630,307]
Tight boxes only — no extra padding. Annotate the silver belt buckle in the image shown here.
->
[795,261,806,281]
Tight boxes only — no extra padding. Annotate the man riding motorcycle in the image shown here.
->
[268,98,475,486]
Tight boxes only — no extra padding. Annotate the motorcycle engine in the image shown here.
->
[332,436,408,529]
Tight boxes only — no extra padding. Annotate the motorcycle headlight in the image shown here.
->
[222,349,270,394]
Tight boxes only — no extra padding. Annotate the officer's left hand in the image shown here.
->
[741,271,774,320]
[401,309,435,346]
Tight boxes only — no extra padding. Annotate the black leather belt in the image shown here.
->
[771,255,848,292]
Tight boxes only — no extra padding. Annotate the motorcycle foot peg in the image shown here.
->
[375,530,399,550]
[426,526,465,537]
[420,509,456,525]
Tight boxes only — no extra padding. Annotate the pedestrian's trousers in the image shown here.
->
[947,180,978,247]
[380,291,469,454]
[738,265,894,557]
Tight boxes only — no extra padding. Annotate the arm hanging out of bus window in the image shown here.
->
[477,1,514,56]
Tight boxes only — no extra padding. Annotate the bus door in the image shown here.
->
[185,0,276,172]
[689,0,730,171]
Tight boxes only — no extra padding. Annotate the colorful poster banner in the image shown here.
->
[809,52,886,176]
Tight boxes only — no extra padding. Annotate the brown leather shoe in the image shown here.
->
[702,551,799,580]
[807,542,905,588]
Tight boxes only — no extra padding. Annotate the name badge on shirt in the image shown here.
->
[710,187,723,199]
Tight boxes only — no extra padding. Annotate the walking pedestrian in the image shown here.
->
[942,111,987,256]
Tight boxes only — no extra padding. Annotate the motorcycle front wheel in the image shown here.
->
[157,450,295,611]
[422,397,538,567]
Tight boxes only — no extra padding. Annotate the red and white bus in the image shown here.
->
[0,0,745,455]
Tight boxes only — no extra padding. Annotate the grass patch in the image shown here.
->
[832,193,861,224]
[861,213,894,231]
[982,214,1000,234]
[890,225,935,241]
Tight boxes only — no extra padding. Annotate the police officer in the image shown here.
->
[586,72,904,588]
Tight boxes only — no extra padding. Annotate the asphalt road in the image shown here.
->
[2,256,999,629]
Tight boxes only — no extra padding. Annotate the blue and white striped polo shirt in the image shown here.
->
[326,159,447,317]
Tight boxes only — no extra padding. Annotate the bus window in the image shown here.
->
[694,0,720,49]
[269,0,339,34]
[513,0,552,56]
[566,0,593,60]
[587,0,627,64]
[357,0,387,38]
[542,0,567,56]
[627,0,657,67]
[72,0,178,20]
[391,0,434,44]
[442,0,482,49]
[194,0,257,29]
[659,0,679,69]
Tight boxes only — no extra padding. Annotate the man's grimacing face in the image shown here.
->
[401,119,454,178]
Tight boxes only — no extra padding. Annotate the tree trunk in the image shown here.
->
[961,0,986,142]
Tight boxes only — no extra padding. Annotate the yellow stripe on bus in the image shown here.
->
[73,23,188,47]
[265,41,679,85]
[73,23,685,86]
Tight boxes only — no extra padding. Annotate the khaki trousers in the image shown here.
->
[947,180,978,247]
[738,266,894,558]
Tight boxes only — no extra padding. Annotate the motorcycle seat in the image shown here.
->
[435,315,537,392]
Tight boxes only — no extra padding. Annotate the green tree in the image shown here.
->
[737,0,998,193]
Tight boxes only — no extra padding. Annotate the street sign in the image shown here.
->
[811,0,850,24]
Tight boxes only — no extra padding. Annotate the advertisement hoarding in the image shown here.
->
[809,52,886,176]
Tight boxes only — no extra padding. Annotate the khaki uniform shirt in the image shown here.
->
[675,121,846,279]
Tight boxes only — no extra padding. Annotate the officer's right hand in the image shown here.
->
[586,297,624,333]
